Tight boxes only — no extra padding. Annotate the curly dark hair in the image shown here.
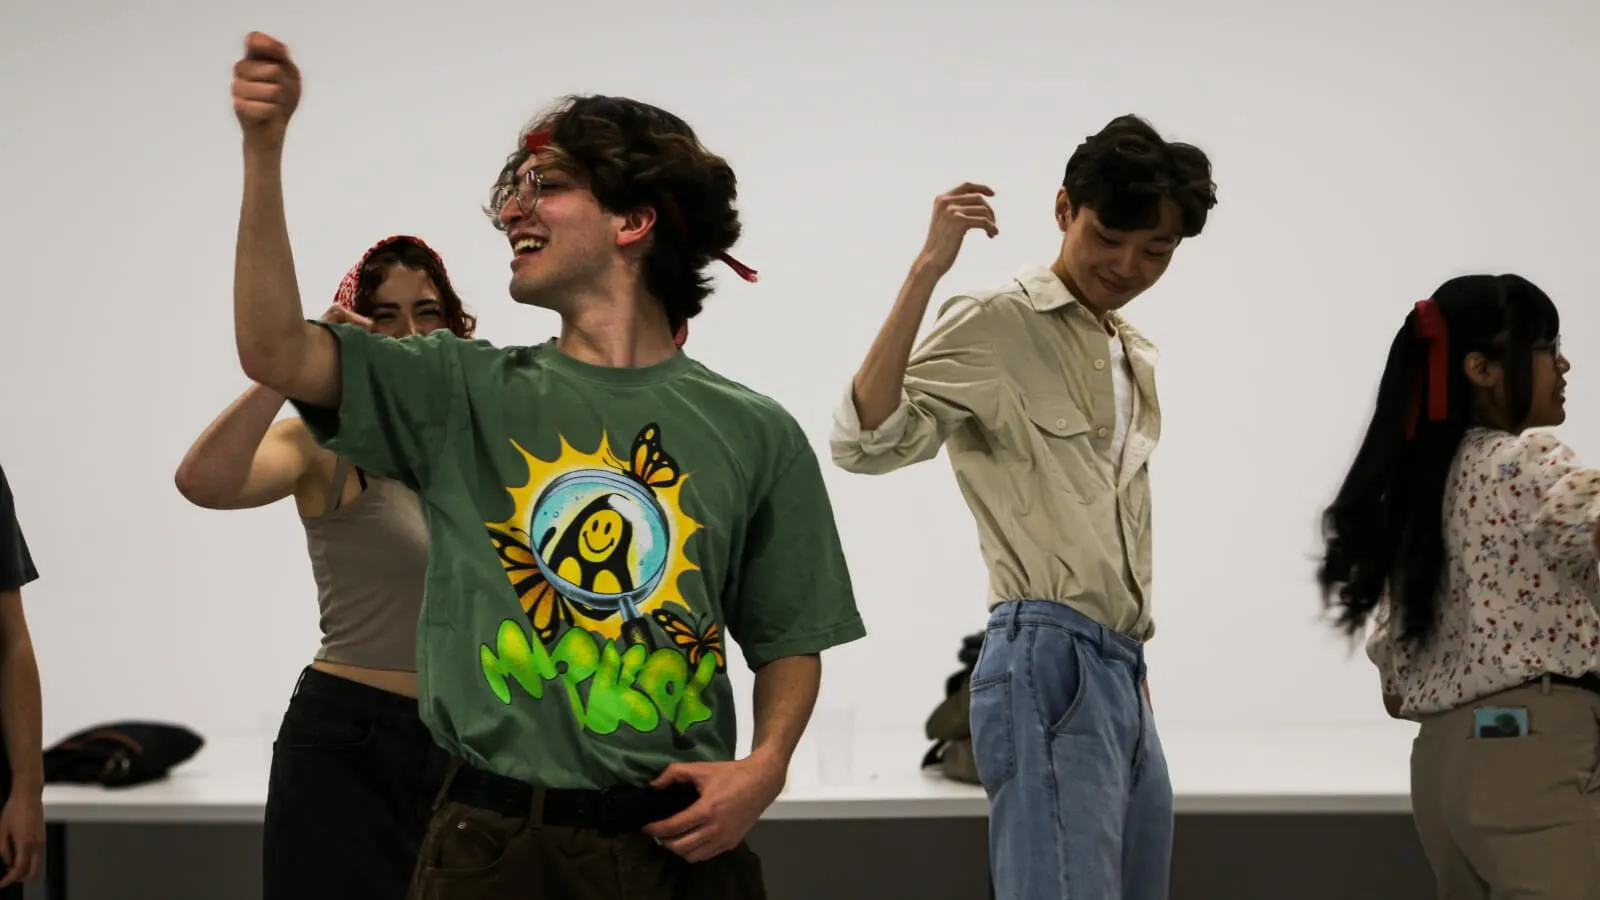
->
[1062,115,1217,238]
[349,239,477,338]
[485,94,743,329]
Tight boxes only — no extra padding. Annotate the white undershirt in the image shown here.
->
[1109,331,1135,475]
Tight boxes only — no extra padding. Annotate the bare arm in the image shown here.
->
[851,263,948,430]
[0,589,42,887]
[0,592,40,799]
[234,144,341,407]
[231,35,341,408]
[747,654,822,770]
[174,383,312,509]
[850,183,995,431]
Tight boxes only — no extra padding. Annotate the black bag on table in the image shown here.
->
[43,721,204,789]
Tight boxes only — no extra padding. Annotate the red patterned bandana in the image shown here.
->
[333,235,450,310]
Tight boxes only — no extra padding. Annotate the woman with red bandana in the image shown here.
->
[175,235,476,900]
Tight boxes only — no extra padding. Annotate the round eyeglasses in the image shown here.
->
[491,168,543,221]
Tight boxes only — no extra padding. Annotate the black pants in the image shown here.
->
[263,667,450,900]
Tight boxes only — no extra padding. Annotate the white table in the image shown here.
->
[37,720,1419,899]
[41,719,1420,824]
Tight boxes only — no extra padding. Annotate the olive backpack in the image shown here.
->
[920,631,984,785]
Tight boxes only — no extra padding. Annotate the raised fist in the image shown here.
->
[918,182,997,277]
[231,32,301,148]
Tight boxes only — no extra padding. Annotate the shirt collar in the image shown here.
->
[1014,265,1078,312]
[1013,264,1151,351]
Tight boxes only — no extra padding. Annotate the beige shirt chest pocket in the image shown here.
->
[1016,393,1105,505]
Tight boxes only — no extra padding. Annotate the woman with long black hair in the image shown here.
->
[1320,272,1600,897]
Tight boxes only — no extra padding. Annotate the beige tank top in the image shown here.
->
[302,457,428,671]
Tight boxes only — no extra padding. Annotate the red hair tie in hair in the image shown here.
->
[657,197,759,283]
[713,251,759,283]
[1406,298,1450,439]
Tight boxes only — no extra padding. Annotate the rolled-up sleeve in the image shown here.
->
[829,295,998,474]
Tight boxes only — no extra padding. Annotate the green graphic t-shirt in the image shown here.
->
[291,324,865,790]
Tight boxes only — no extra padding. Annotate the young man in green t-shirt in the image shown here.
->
[228,32,866,900]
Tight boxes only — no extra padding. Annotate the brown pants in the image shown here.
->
[1410,678,1600,899]
[405,763,767,900]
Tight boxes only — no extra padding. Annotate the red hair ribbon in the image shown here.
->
[333,235,448,310]
[1406,298,1450,439]
[714,251,758,282]
[521,130,759,284]
[659,197,759,283]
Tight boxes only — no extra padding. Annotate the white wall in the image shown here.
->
[3,0,1598,759]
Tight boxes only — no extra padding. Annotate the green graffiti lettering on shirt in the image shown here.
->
[479,619,717,736]
[480,619,556,703]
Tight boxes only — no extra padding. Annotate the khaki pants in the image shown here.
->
[405,762,767,900]
[1411,678,1600,899]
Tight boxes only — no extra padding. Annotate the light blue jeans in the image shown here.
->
[969,600,1172,900]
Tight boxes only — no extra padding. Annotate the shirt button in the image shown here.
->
[1097,427,1109,438]
[1055,418,1068,429]
[1094,359,1107,370]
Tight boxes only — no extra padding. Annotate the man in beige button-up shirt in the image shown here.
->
[830,115,1216,900]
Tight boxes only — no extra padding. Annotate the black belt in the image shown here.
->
[446,765,698,833]
[1543,672,1600,694]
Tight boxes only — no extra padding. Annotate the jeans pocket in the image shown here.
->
[714,842,768,900]
[423,804,521,880]
[1031,628,1089,737]
[969,671,1017,791]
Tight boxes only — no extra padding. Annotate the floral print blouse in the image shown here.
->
[1366,427,1600,717]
